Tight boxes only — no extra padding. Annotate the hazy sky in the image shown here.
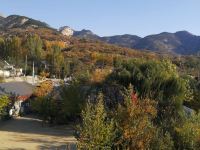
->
[0,0,200,37]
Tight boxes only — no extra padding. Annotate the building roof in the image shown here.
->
[0,82,35,97]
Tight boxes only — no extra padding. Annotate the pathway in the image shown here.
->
[0,116,77,150]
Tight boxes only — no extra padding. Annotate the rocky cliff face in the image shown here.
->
[0,15,50,29]
[59,26,74,37]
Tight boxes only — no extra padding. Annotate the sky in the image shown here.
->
[0,0,200,37]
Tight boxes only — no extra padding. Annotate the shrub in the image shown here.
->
[0,96,11,119]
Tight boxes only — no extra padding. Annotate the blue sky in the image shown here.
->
[0,0,200,37]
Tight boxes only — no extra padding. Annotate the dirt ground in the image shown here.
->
[0,116,77,150]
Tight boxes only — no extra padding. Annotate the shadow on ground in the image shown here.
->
[0,115,74,136]
[0,115,77,150]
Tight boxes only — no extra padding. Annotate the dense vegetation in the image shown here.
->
[31,58,200,149]
[0,32,157,78]
[75,59,200,149]
[0,30,200,149]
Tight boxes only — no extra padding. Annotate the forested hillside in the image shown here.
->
[0,25,158,79]
[0,15,200,150]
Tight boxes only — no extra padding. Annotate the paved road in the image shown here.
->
[0,116,77,150]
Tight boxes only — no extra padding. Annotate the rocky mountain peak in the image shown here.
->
[80,29,94,35]
[73,29,100,40]
[59,26,74,37]
[175,31,195,39]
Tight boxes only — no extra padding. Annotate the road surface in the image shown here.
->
[0,116,77,150]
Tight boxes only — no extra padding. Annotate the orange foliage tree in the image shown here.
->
[115,85,157,149]
[33,80,53,97]
[91,68,112,83]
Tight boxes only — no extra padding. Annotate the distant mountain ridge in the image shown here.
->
[72,30,142,49]
[134,31,200,55]
[101,34,141,48]
[0,14,200,55]
[73,29,200,55]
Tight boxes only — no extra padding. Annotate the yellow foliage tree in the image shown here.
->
[91,68,112,83]
[115,85,157,149]
[33,80,53,97]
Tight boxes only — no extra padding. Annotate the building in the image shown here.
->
[0,60,23,78]
[0,82,35,116]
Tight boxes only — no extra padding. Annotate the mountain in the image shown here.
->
[72,30,200,55]
[0,15,5,28]
[73,29,100,40]
[134,32,182,54]
[72,31,141,48]
[0,15,4,21]
[134,31,200,55]
[0,15,157,76]
[174,31,200,54]
[59,26,74,37]
[101,34,141,48]
[0,15,50,29]
[1,14,200,55]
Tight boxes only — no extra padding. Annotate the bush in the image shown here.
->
[109,59,188,125]
[32,82,85,124]
[60,83,84,121]
[0,96,11,120]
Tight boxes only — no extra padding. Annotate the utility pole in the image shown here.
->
[24,55,27,76]
[198,64,200,80]
[32,61,35,85]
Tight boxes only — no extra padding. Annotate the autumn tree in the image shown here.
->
[0,37,5,59]
[10,36,23,65]
[90,68,112,83]
[32,80,54,123]
[114,85,157,149]
[33,80,53,97]
[46,43,65,78]
[25,34,43,73]
[26,34,43,60]
[77,93,116,150]
[0,38,13,60]
[32,80,53,116]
